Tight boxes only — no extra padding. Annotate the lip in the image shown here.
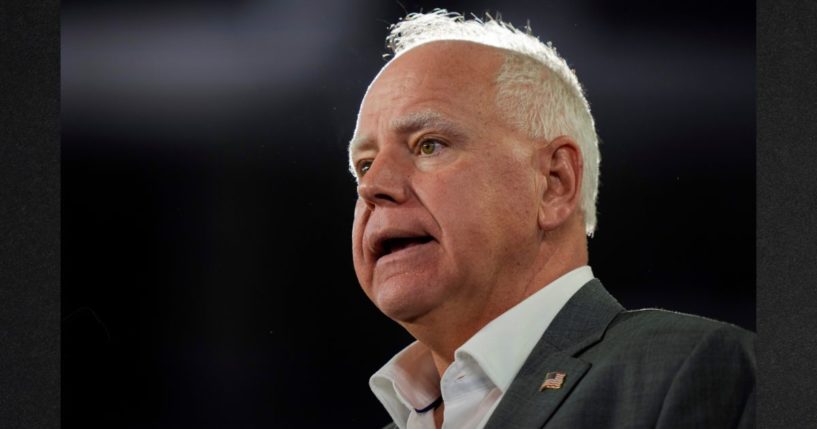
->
[376,237,436,264]
[365,226,437,263]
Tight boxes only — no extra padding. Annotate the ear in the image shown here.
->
[536,136,583,231]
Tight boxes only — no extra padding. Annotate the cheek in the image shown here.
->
[427,158,538,245]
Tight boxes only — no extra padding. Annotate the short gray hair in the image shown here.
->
[386,10,600,235]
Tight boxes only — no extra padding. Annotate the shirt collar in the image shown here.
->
[369,265,595,427]
[455,265,594,392]
[370,341,440,427]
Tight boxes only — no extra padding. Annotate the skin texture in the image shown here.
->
[349,41,588,380]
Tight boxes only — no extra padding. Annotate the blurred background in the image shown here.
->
[62,0,754,427]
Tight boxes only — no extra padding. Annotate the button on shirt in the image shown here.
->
[369,266,595,429]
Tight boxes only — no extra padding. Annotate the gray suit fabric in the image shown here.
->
[380,279,755,428]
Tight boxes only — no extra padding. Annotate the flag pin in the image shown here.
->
[540,371,566,391]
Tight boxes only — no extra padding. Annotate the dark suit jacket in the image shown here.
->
[382,279,755,428]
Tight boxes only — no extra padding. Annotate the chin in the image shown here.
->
[370,273,444,323]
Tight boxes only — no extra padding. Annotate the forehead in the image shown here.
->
[373,41,503,93]
[351,41,506,150]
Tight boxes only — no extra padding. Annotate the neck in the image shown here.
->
[404,228,587,378]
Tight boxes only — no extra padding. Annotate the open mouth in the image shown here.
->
[379,236,434,258]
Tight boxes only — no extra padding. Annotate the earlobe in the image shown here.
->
[536,136,583,231]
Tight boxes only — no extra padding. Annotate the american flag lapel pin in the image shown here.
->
[539,371,566,391]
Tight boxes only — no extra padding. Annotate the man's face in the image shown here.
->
[350,42,543,324]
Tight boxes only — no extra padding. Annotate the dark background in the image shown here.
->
[62,0,754,427]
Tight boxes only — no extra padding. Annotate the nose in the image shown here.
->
[357,151,409,208]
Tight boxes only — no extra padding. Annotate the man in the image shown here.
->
[348,10,754,429]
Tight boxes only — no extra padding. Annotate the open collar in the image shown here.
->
[369,267,596,429]
[483,279,625,429]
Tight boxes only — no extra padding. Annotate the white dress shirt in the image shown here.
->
[369,266,595,429]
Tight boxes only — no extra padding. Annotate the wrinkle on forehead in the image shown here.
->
[349,109,469,156]
[389,110,468,139]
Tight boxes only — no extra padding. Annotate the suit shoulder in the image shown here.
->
[611,307,753,338]
[591,308,754,360]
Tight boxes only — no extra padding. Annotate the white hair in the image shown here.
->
[385,10,600,236]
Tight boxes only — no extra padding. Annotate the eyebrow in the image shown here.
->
[348,110,468,155]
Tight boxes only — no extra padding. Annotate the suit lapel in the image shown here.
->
[484,348,592,428]
[484,280,624,429]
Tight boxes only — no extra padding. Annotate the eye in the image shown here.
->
[418,139,443,155]
[358,159,373,176]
